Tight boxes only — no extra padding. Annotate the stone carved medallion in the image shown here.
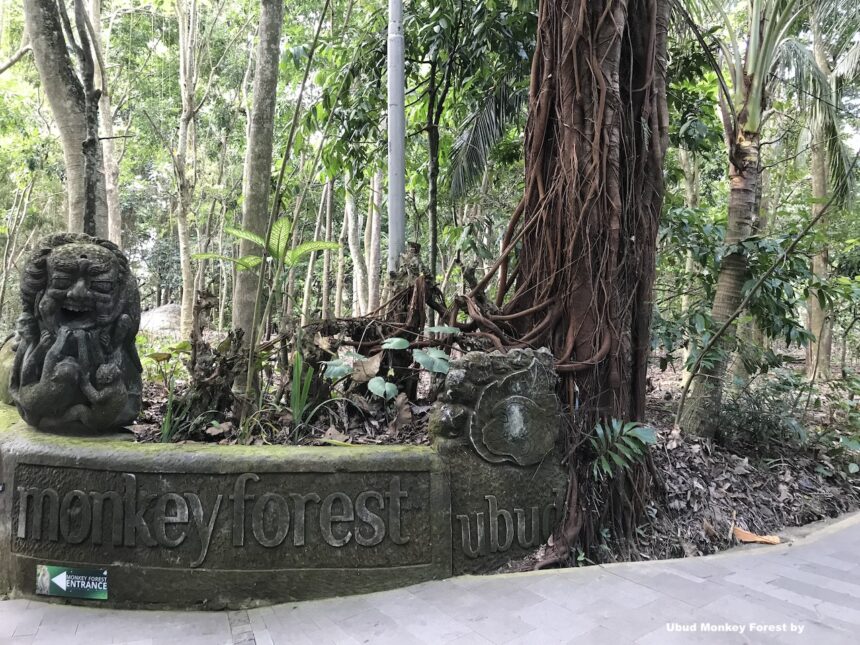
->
[434,348,559,466]
[9,233,142,433]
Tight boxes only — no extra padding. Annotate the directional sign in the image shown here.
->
[35,565,108,600]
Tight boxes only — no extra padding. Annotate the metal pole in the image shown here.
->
[387,0,406,273]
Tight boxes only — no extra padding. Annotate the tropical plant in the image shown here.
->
[289,348,314,425]
[679,0,855,437]
[589,420,657,481]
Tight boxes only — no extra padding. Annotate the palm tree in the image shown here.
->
[803,0,859,380]
[679,0,853,437]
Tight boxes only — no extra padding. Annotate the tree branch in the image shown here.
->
[0,45,32,75]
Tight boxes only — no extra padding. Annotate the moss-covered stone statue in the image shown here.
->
[9,233,142,433]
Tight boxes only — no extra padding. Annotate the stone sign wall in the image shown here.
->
[13,467,427,570]
[0,430,450,607]
[0,347,567,607]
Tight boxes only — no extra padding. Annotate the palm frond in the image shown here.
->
[777,38,853,208]
[447,74,527,199]
[835,40,860,81]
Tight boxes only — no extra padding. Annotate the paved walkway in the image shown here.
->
[2,513,860,645]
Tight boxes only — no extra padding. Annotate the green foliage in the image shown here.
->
[720,370,809,447]
[290,349,314,425]
[368,376,398,401]
[412,348,450,374]
[589,420,656,480]
[381,337,410,350]
[195,217,338,270]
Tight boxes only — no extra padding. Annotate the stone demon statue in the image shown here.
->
[9,233,142,433]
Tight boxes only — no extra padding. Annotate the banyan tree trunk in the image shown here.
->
[499,0,669,425]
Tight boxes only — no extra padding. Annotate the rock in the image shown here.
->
[140,303,181,334]
[9,233,143,433]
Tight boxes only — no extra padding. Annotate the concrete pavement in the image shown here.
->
[2,512,859,644]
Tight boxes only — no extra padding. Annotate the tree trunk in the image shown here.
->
[89,0,121,246]
[387,0,406,274]
[334,217,347,318]
[427,123,439,285]
[175,0,199,338]
[321,178,334,319]
[472,0,668,561]
[232,0,283,339]
[490,0,668,424]
[681,135,759,438]
[24,0,107,235]
[300,184,328,325]
[678,148,699,378]
[345,172,368,316]
[367,170,383,311]
[806,15,832,381]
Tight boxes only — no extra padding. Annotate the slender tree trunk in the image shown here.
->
[233,0,283,339]
[427,123,439,285]
[678,148,699,378]
[175,0,199,338]
[300,184,327,325]
[217,216,227,330]
[334,217,347,318]
[89,0,121,246]
[0,179,33,324]
[345,172,368,316]
[321,178,334,319]
[681,135,759,437]
[806,15,832,381]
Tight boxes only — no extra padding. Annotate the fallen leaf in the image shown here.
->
[323,426,349,442]
[352,352,383,383]
[733,526,780,545]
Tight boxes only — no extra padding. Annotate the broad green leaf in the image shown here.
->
[225,226,266,249]
[285,240,340,267]
[169,340,192,353]
[628,425,657,445]
[620,435,643,455]
[381,337,410,350]
[236,255,263,270]
[599,456,612,476]
[413,349,449,374]
[609,452,627,469]
[425,325,461,335]
[267,217,293,261]
[147,352,172,362]
[368,376,397,400]
[323,359,353,380]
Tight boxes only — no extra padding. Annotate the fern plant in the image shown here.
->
[589,419,657,480]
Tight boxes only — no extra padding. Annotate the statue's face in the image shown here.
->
[40,244,120,331]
